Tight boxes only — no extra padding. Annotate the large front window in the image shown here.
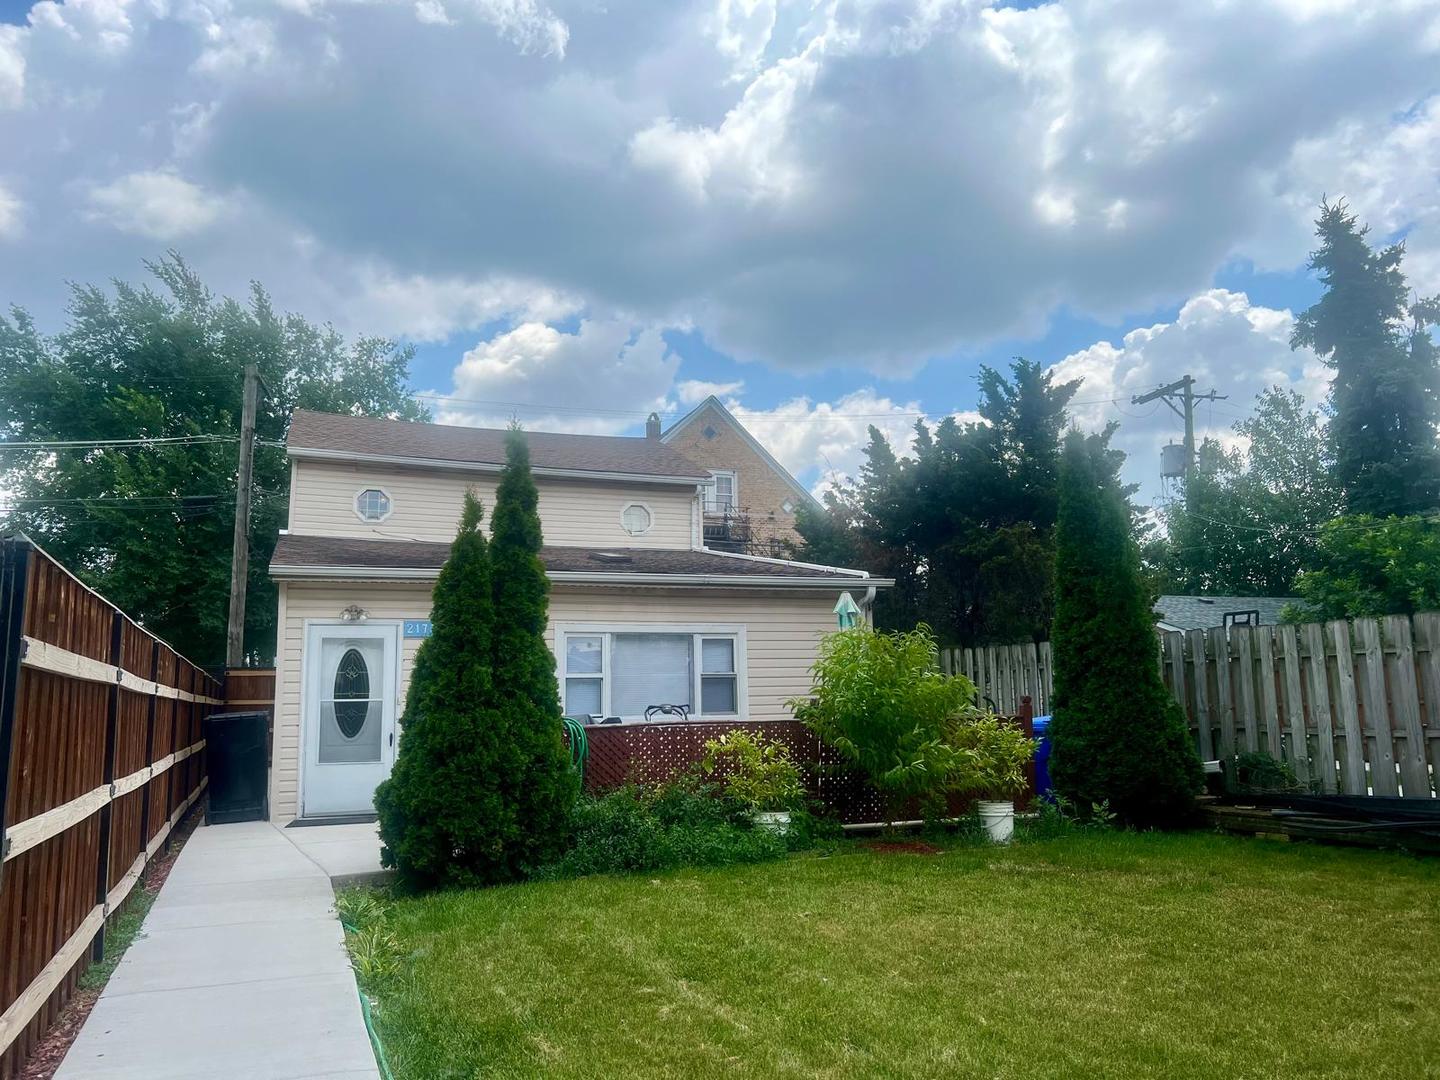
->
[559,626,744,722]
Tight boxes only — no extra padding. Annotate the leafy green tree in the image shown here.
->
[792,358,1080,645]
[0,255,424,664]
[375,492,511,889]
[486,428,580,871]
[1048,430,1201,828]
[1286,515,1440,620]
[1160,388,1343,595]
[1291,201,1440,517]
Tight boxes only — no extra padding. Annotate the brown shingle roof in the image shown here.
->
[270,534,873,582]
[287,410,710,480]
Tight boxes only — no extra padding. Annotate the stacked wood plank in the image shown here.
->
[0,538,222,1078]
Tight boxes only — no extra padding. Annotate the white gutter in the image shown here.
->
[271,563,894,588]
[288,446,708,487]
[693,545,873,579]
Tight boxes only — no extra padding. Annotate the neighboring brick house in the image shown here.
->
[656,395,819,556]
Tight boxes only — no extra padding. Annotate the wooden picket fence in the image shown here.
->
[0,536,222,1077]
[942,613,1439,800]
[940,642,1054,717]
[1159,614,1439,798]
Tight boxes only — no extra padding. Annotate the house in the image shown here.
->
[658,395,820,556]
[266,409,887,824]
[1153,595,1300,633]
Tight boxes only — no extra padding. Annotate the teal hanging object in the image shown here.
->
[833,591,862,629]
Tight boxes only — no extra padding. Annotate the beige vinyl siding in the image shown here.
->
[287,459,697,548]
[270,580,842,822]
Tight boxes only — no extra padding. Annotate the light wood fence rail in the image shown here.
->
[0,537,222,1078]
[1158,615,1438,798]
[942,613,1439,800]
[941,642,1054,718]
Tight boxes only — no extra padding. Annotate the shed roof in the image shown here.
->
[1153,594,1300,632]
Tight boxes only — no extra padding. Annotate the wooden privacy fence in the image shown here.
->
[0,537,222,1077]
[941,642,1054,717]
[941,613,1439,800]
[1159,614,1439,799]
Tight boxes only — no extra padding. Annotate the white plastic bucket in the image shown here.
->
[977,800,1015,844]
[753,811,792,835]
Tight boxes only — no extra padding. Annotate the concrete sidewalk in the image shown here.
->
[56,821,379,1080]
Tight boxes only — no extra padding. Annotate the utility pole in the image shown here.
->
[1131,375,1227,481]
[225,364,260,668]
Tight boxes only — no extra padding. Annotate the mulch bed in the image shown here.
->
[18,807,205,1080]
[864,839,943,855]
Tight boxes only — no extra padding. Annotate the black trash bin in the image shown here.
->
[205,710,269,823]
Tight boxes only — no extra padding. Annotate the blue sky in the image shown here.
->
[1,0,1435,502]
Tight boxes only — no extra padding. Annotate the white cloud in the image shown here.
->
[1051,289,1329,500]
[727,391,981,496]
[0,26,23,109]
[434,319,679,434]
[0,184,21,239]
[342,268,579,343]
[676,378,745,405]
[0,0,1438,370]
[85,171,227,240]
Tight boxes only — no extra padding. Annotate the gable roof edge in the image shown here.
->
[661,396,820,509]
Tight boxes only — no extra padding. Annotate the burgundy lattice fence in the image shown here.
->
[580,698,1036,825]
[0,538,221,1078]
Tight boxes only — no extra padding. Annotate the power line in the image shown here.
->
[0,435,238,451]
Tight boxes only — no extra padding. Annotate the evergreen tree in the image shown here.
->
[376,491,515,889]
[791,358,1080,644]
[1291,201,1440,517]
[1048,430,1201,827]
[486,427,579,872]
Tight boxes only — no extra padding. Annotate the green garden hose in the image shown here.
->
[561,715,589,778]
[341,918,396,1080]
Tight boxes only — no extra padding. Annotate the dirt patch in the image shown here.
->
[18,806,205,1080]
[865,839,943,855]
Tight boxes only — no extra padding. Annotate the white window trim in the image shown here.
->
[705,470,738,513]
[352,486,395,524]
[555,622,748,723]
[619,501,654,537]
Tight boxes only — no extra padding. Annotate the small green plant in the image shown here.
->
[699,730,805,813]
[348,924,405,986]
[1025,794,1116,838]
[537,782,794,879]
[792,625,976,816]
[336,888,393,932]
[944,710,1036,801]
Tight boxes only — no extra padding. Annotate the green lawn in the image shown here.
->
[359,832,1440,1079]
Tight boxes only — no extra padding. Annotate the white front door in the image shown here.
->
[302,623,399,817]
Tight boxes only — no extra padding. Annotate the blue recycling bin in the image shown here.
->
[1032,715,1053,800]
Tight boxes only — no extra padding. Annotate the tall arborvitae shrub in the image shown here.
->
[485,427,579,873]
[376,491,513,889]
[1048,431,1201,827]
